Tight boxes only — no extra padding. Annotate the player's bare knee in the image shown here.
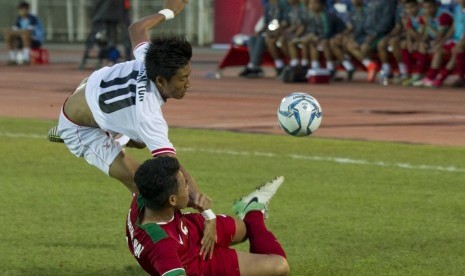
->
[273,256,290,276]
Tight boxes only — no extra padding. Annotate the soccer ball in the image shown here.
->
[277,92,322,137]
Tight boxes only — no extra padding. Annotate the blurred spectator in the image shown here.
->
[240,0,288,78]
[418,0,465,87]
[298,0,346,77]
[327,0,354,24]
[4,1,44,65]
[266,0,307,76]
[331,0,366,81]
[359,0,396,82]
[406,0,454,86]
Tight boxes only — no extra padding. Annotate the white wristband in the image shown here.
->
[201,209,216,221]
[158,9,175,20]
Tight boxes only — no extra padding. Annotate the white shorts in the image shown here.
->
[57,109,122,175]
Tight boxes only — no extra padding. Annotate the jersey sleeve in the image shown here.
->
[133,42,150,62]
[147,238,186,276]
[138,117,176,157]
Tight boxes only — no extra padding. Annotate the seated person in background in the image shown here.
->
[240,0,287,78]
[298,0,346,77]
[331,0,366,81]
[406,0,453,86]
[266,0,307,76]
[4,1,44,65]
[417,0,465,88]
[126,157,289,276]
[326,0,353,24]
[353,0,395,82]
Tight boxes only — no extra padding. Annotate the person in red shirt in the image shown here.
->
[404,0,454,86]
[126,157,289,276]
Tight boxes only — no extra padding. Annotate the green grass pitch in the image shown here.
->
[1,117,465,275]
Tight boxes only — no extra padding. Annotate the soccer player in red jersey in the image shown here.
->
[405,0,453,86]
[126,157,289,276]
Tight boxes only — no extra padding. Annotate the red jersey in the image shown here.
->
[126,194,239,276]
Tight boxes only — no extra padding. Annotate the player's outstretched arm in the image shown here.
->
[128,0,188,49]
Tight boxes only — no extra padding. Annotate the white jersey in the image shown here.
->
[85,42,175,157]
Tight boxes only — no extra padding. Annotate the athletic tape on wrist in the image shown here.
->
[158,9,175,20]
[201,209,216,220]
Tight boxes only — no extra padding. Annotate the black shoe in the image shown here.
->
[275,67,285,77]
[239,67,253,77]
[294,66,308,82]
[282,66,295,83]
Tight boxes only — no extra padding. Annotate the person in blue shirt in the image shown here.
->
[4,1,44,65]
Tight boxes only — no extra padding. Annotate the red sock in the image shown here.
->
[438,68,451,82]
[401,49,413,75]
[243,211,286,258]
[455,52,465,79]
[416,52,430,75]
[426,68,439,80]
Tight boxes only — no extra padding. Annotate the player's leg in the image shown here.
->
[236,251,289,276]
[436,41,464,88]
[265,35,285,75]
[232,176,288,275]
[19,29,32,63]
[451,40,465,87]
[4,31,18,64]
[376,36,391,78]
[398,38,411,81]
[321,39,334,75]
[108,152,140,192]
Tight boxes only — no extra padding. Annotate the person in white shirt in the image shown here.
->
[56,0,218,258]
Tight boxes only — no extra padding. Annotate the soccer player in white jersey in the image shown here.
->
[57,0,218,257]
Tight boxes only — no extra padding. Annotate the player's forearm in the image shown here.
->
[180,165,200,193]
[129,13,166,47]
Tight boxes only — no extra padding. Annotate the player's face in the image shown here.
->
[352,0,363,7]
[423,2,436,17]
[164,63,191,100]
[18,7,28,17]
[405,3,419,17]
[174,171,189,209]
[308,0,322,12]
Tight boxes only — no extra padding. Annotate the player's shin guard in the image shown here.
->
[243,211,286,258]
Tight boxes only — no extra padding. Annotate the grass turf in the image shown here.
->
[1,117,465,275]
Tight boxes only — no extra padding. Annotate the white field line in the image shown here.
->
[1,132,464,174]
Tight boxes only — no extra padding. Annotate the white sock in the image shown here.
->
[274,59,284,69]
[311,61,320,69]
[301,59,309,66]
[398,62,407,75]
[290,58,299,67]
[326,61,335,71]
[247,62,254,69]
[362,59,371,67]
[22,48,30,62]
[9,50,16,61]
[382,63,391,75]
[342,60,354,71]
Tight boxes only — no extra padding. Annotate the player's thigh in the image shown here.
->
[231,217,247,244]
[108,151,140,192]
[236,251,289,276]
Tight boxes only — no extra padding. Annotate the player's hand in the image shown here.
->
[190,193,212,212]
[200,219,217,260]
[164,0,188,16]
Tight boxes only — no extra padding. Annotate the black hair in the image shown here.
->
[18,1,30,9]
[422,0,437,5]
[145,34,192,82]
[134,156,181,210]
[405,0,418,5]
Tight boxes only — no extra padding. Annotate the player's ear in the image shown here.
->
[155,75,167,88]
[168,194,177,207]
